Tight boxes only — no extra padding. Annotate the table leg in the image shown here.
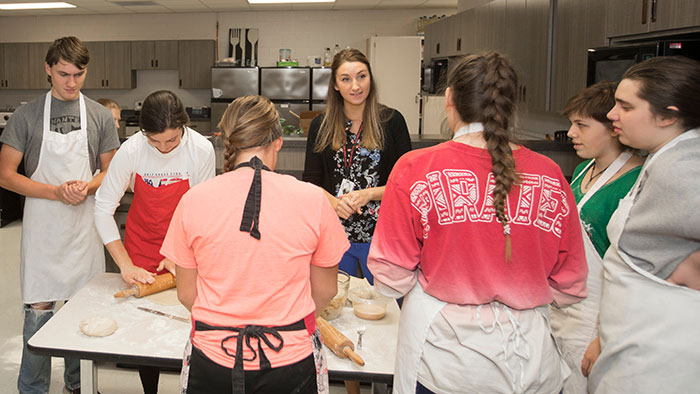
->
[80,359,98,394]
[371,382,389,394]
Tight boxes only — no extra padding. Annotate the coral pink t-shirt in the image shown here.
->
[161,169,349,369]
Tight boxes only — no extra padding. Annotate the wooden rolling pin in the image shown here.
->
[316,316,365,366]
[114,273,176,298]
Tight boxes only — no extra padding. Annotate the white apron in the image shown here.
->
[20,92,104,304]
[396,281,569,394]
[550,151,631,394]
[588,129,700,394]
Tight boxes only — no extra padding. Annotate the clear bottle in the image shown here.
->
[323,47,332,67]
[333,44,341,57]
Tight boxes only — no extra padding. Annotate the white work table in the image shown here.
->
[28,273,398,393]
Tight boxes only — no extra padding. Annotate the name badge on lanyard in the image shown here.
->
[338,122,363,197]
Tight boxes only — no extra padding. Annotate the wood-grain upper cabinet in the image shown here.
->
[83,41,135,90]
[424,18,450,61]
[27,42,51,90]
[178,40,215,89]
[607,0,700,38]
[131,40,178,70]
[0,45,4,88]
[648,0,700,32]
[551,0,607,112]
[522,0,549,111]
[443,14,462,57]
[0,43,30,89]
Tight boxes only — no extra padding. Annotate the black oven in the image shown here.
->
[587,39,700,86]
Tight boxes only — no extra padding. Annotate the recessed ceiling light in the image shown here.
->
[0,2,76,9]
[248,0,335,4]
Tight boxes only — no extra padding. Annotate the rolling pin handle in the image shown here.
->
[113,286,138,298]
[343,347,365,366]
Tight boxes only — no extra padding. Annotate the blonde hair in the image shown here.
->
[97,98,120,112]
[448,52,519,261]
[314,48,388,152]
[218,95,282,172]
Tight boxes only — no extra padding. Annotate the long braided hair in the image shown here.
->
[217,95,282,172]
[448,52,519,260]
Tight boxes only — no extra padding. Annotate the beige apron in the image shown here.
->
[550,151,631,394]
[20,92,104,304]
[588,130,700,394]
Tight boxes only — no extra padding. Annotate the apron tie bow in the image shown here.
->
[195,318,306,394]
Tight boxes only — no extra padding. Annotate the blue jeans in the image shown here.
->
[18,302,80,394]
[339,242,373,285]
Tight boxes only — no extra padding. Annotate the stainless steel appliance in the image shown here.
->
[211,67,260,132]
[261,67,311,129]
[587,38,700,86]
[120,109,140,138]
[311,67,331,113]
[0,110,23,227]
[421,58,448,94]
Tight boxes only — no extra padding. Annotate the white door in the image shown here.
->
[368,36,422,137]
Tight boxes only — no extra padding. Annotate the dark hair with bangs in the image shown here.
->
[139,90,189,135]
[562,81,617,127]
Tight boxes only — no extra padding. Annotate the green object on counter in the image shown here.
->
[280,118,303,136]
[276,61,299,67]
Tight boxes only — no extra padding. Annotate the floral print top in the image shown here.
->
[302,107,413,244]
[332,120,382,242]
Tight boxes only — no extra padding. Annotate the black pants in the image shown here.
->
[185,346,317,394]
[138,365,160,394]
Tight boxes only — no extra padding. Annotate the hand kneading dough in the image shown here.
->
[80,317,118,337]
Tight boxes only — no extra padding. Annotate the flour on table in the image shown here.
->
[80,317,118,337]
[144,288,180,306]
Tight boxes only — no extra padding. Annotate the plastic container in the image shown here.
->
[348,285,392,320]
[320,271,350,321]
[279,48,291,62]
[323,47,332,67]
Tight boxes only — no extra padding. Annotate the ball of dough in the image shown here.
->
[80,317,118,337]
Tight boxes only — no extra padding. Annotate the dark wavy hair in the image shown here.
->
[45,36,89,84]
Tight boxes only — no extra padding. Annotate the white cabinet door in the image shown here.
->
[421,95,449,139]
[367,36,422,137]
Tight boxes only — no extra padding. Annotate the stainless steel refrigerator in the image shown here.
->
[260,67,311,129]
[311,67,332,113]
[210,67,260,131]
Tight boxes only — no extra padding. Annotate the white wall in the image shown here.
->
[0,8,453,109]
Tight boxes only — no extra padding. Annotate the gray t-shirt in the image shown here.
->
[619,131,700,279]
[0,93,120,177]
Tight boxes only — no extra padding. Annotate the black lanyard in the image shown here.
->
[342,122,364,177]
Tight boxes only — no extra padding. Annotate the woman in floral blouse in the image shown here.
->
[303,48,411,285]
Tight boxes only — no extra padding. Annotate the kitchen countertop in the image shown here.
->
[281,135,575,151]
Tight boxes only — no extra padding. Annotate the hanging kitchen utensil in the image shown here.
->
[229,29,240,66]
[248,29,259,67]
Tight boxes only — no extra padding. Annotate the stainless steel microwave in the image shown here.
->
[587,39,700,86]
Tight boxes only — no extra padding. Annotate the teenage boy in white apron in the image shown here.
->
[0,36,119,394]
